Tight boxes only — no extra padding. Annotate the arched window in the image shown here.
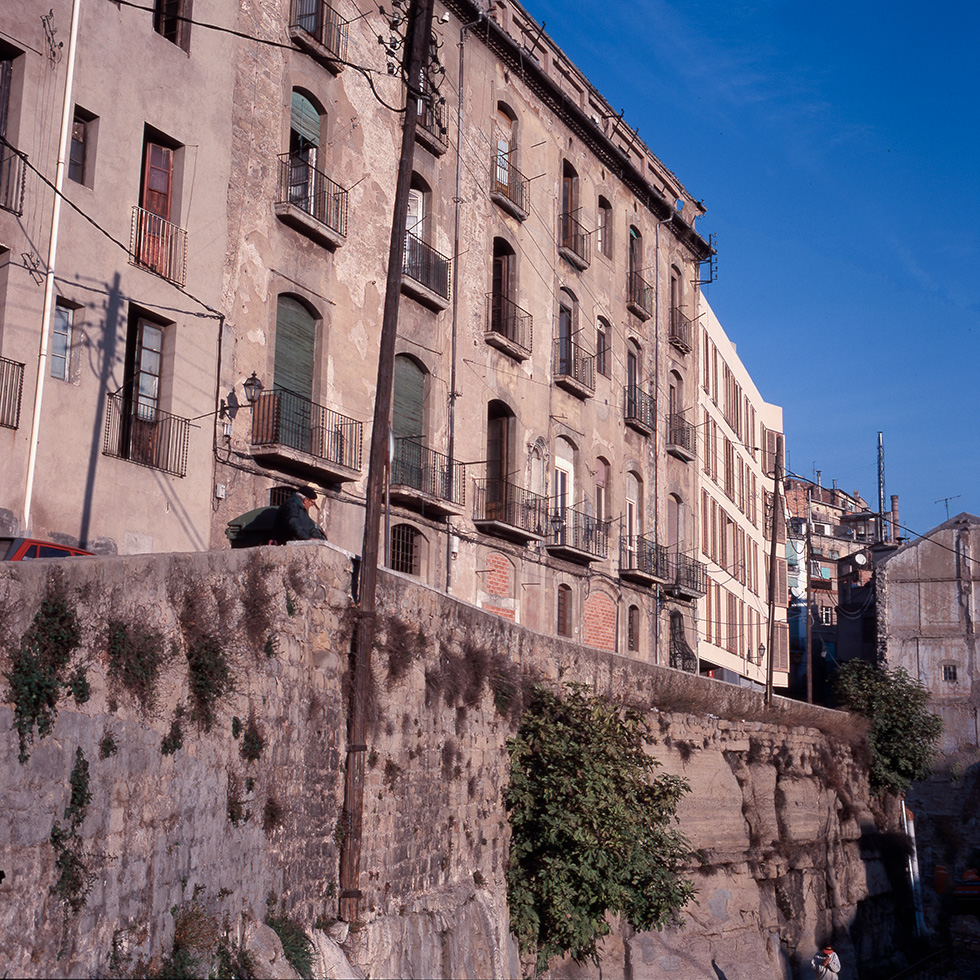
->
[557,583,572,636]
[557,288,577,375]
[628,226,642,278]
[490,237,516,335]
[626,339,641,410]
[485,400,514,519]
[390,523,423,576]
[596,317,610,377]
[625,470,642,561]
[494,103,517,187]
[669,369,684,417]
[595,457,610,524]
[553,436,575,539]
[560,160,579,250]
[406,173,430,242]
[288,90,324,210]
[627,604,640,652]
[668,493,685,554]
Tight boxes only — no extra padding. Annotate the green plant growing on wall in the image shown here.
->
[240,712,265,762]
[99,729,118,759]
[265,906,314,979]
[162,706,186,757]
[106,619,166,710]
[834,660,943,795]
[50,747,95,918]
[186,635,232,731]
[505,684,697,973]
[5,590,82,763]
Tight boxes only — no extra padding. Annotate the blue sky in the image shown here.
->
[525,0,980,539]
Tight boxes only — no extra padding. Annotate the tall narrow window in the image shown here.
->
[626,341,639,405]
[553,437,574,542]
[490,238,515,336]
[557,584,572,637]
[51,302,73,381]
[154,0,192,51]
[273,295,317,454]
[560,161,578,248]
[596,318,610,377]
[627,605,640,652]
[495,104,516,189]
[288,91,322,214]
[68,110,92,185]
[392,354,426,490]
[629,226,642,278]
[596,196,612,257]
[595,457,609,525]
[486,400,513,521]
[122,313,166,467]
[625,471,641,563]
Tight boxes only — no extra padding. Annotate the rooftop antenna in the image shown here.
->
[935,495,961,520]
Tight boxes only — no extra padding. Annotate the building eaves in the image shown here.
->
[443,0,714,263]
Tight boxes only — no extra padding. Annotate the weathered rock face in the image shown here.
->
[0,547,901,978]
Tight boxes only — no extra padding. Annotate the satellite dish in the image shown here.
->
[854,553,867,566]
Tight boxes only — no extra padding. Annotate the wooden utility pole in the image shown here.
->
[765,433,783,704]
[338,0,435,924]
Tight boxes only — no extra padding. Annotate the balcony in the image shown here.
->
[623,385,655,436]
[544,506,608,564]
[103,391,190,478]
[275,153,348,248]
[558,212,591,270]
[553,339,595,399]
[666,413,696,462]
[620,535,670,587]
[288,0,348,71]
[402,232,450,309]
[0,356,25,429]
[485,293,532,360]
[489,152,529,220]
[250,387,362,484]
[130,206,187,286]
[472,478,548,544]
[664,553,707,600]
[627,272,653,320]
[416,98,449,156]
[390,438,465,516]
[669,308,694,353]
[0,143,26,215]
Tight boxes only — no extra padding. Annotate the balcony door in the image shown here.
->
[558,297,573,375]
[137,139,173,275]
[393,355,425,490]
[626,343,639,416]
[486,401,511,521]
[491,239,513,337]
[122,316,164,467]
[289,91,321,214]
[554,438,573,545]
[273,296,316,454]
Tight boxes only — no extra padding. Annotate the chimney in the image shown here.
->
[890,495,900,543]
[816,470,822,488]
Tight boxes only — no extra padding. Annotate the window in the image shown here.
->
[51,301,74,381]
[559,160,590,266]
[485,400,514,520]
[557,583,572,636]
[667,493,685,554]
[628,226,642,278]
[596,196,612,257]
[556,288,578,376]
[625,471,642,562]
[627,605,640,652]
[390,523,422,575]
[272,294,318,453]
[942,664,957,683]
[133,129,185,284]
[595,457,609,525]
[819,606,835,626]
[596,318,610,376]
[553,437,575,538]
[68,108,96,186]
[392,354,426,489]
[490,237,517,337]
[287,90,323,210]
[154,0,192,51]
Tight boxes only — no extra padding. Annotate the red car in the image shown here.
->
[0,537,93,561]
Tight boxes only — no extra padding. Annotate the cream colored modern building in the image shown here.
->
[1,0,717,664]
[696,299,788,688]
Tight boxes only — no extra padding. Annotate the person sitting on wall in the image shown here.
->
[275,486,326,544]
[811,943,841,979]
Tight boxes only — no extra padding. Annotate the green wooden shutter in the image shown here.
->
[274,296,315,399]
[290,92,320,147]
[392,356,424,439]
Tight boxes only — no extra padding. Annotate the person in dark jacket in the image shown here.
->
[275,486,326,544]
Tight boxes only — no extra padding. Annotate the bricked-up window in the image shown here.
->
[154,0,192,51]
[942,664,958,683]
[557,584,572,637]
[390,523,421,576]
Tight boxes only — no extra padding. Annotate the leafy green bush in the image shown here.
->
[107,620,166,710]
[265,910,313,979]
[506,684,696,972]
[834,660,942,795]
[186,635,231,731]
[50,747,94,915]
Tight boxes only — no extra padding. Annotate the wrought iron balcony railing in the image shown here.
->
[553,339,595,395]
[277,152,348,239]
[623,385,655,434]
[547,505,609,560]
[417,97,448,150]
[0,355,25,429]
[289,0,349,62]
[668,553,707,598]
[251,387,362,473]
[0,143,26,216]
[669,307,694,353]
[130,205,187,286]
[391,437,465,507]
[558,211,591,267]
[620,535,670,582]
[666,413,696,459]
[486,292,532,358]
[489,151,529,218]
[103,391,190,478]
[472,478,548,539]
[627,271,653,319]
[403,232,450,299]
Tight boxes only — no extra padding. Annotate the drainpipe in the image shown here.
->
[23,0,82,532]
[445,10,484,594]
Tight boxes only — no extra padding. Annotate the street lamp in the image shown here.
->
[243,372,264,406]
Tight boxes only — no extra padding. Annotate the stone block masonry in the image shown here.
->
[0,545,905,978]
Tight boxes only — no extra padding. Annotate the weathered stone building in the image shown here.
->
[0,0,786,674]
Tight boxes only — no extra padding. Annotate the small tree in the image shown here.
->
[834,661,942,795]
[505,684,696,973]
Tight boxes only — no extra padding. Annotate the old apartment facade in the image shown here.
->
[0,0,785,680]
